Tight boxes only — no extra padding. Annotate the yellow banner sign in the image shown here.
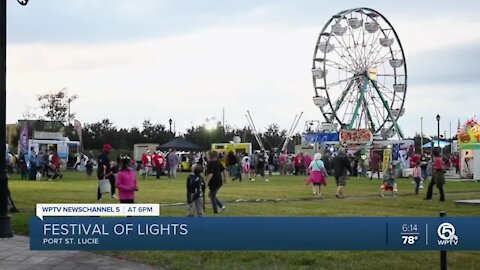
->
[382,149,392,173]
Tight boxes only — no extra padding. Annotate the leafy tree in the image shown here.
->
[262,123,287,151]
[141,120,174,144]
[37,88,78,124]
[83,119,116,150]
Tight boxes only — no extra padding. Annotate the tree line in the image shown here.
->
[68,120,297,151]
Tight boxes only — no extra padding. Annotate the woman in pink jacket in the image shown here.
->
[115,155,138,204]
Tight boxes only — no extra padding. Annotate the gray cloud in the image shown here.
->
[407,41,480,85]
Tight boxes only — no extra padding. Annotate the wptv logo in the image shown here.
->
[437,222,459,246]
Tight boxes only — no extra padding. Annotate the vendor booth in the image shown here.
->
[457,117,480,180]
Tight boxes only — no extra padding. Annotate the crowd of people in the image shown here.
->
[6,143,454,216]
[9,146,64,181]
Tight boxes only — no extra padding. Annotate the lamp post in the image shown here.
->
[1,0,29,239]
[421,117,424,155]
[168,118,172,133]
[436,114,441,157]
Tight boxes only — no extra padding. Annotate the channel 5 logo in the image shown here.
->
[437,222,459,246]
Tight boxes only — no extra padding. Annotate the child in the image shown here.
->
[231,162,243,182]
[357,162,363,179]
[306,153,328,197]
[381,166,396,198]
[85,158,94,180]
[115,155,138,204]
[187,164,206,217]
[241,154,250,180]
[413,161,424,195]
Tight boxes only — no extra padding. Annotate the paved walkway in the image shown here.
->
[0,235,157,270]
[454,199,480,205]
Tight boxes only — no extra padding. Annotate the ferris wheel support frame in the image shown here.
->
[348,76,369,129]
[371,79,404,139]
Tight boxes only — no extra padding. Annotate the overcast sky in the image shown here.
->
[6,0,480,138]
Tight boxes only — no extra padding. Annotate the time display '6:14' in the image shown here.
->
[402,224,418,232]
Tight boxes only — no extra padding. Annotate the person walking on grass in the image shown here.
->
[141,150,153,179]
[413,161,424,195]
[424,150,446,201]
[97,144,117,200]
[332,148,352,199]
[231,161,243,182]
[85,153,94,180]
[369,151,381,180]
[187,164,206,217]
[252,150,269,182]
[249,152,258,181]
[26,147,37,180]
[116,155,138,204]
[48,151,63,180]
[381,166,396,198]
[241,153,250,180]
[294,153,302,175]
[306,153,328,197]
[304,153,312,175]
[279,152,287,175]
[226,151,237,178]
[206,151,227,214]
[152,150,165,180]
[268,151,275,176]
[257,150,270,182]
[167,149,179,179]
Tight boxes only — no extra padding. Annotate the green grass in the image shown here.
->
[8,171,480,270]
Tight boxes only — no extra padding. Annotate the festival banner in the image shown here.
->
[302,133,339,144]
[392,144,400,161]
[74,119,83,150]
[30,217,480,251]
[19,123,29,154]
[339,129,373,145]
[383,148,392,172]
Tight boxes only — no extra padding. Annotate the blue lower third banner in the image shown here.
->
[30,217,480,250]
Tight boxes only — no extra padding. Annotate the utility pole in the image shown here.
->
[449,122,451,139]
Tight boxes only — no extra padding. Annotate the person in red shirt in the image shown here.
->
[152,151,165,179]
[141,150,153,179]
[453,154,460,174]
[424,150,445,201]
[49,151,63,180]
[279,152,287,175]
[410,153,420,168]
[294,153,303,176]
[369,151,381,180]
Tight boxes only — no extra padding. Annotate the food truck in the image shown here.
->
[211,142,252,167]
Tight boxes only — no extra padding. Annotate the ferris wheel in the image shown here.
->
[312,7,407,139]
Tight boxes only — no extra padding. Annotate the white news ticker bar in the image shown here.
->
[36,203,160,220]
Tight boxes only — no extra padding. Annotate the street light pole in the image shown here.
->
[1,0,11,238]
[421,117,424,155]
[1,0,29,238]
[169,118,172,133]
[436,114,441,157]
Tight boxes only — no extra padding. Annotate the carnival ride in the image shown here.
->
[311,7,407,140]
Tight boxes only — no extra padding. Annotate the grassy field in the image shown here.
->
[8,171,480,270]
